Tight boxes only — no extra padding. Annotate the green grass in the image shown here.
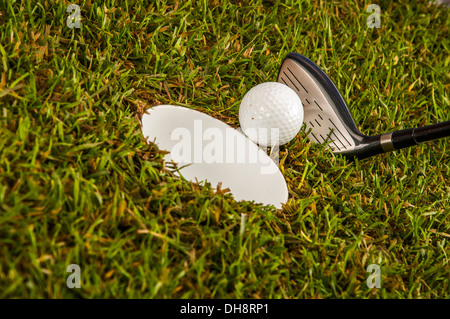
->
[0,0,449,298]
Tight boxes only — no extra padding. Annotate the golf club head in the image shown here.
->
[278,53,383,158]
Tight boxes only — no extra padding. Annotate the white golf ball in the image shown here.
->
[239,82,304,147]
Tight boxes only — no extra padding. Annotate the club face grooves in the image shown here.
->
[277,53,376,157]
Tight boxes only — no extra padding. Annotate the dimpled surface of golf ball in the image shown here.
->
[239,82,304,147]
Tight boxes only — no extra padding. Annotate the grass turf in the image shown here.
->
[0,0,449,298]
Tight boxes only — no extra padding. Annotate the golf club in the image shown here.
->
[277,52,450,159]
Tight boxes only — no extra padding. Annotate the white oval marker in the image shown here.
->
[141,105,288,209]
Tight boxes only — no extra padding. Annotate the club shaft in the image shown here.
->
[390,120,450,150]
[345,121,450,159]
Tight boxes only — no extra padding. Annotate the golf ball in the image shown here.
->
[239,82,304,147]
